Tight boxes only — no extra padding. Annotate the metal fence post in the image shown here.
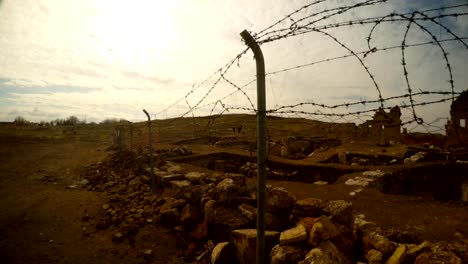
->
[240,30,267,264]
[143,109,159,190]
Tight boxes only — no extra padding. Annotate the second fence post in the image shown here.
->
[240,30,267,264]
[143,109,159,190]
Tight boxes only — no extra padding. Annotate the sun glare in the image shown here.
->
[88,0,179,71]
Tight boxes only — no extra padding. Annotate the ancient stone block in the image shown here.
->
[280,224,308,245]
[270,244,308,264]
[231,229,280,264]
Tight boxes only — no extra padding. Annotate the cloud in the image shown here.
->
[0,0,466,132]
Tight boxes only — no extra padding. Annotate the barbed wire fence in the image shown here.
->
[151,0,467,148]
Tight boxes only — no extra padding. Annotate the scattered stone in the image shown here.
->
[167,164,182,173]
[211,242,235,264]
[345,177,373,187]
[325,200,354,228]
[67,185,78,189]
[291,198,326,221]
[299,241,350,264]
[231,229,280,264]
[170,180,191,189]
[185,172,206,183]
[238,204,256,221]
[162,174,185,182]
[102,204,110,210]
[266,186,296,214]
[209,206,250,242]
[363,232,395,256]
[270,244,307,264]
[143,249,153,260]
[415,251,462,264]
[366,249,383,264]
[313,181,328,185]
[160,208,180,227]
[309,216,340,246]
[385,244,406,264]
[407,241,430,258]
[78,179,89,185]
[297,217,317,232]
[404,152,426,164]
[280,224,308,245]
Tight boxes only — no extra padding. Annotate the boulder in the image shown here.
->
[415,251,462,264]
[211,242,235,264]
[366,249,383,264]
[363,232,395,256]
[385,244,406,264]
[297,217,317,232]
[170,180,191,189]
[185,172,207,184]
[160,208,179,227]
[209,206,251,242]
[267,186,296,215]
[270,244,308,264]
[238,204,256,221]
[324,200,354,229]
[291,198,326,221]
[309,216,340,246]
[180,204,201,229]
[299,241,350,264]
[231,229,280,264]
[280,224,308,245]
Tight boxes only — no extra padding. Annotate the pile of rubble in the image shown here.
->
[239,162,298,181]
[80,151,467,263]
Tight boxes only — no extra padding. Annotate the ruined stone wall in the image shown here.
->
[446,91,468,147]
[359,106,401,145]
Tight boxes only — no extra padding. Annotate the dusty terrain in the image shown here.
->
[0,114,467,263]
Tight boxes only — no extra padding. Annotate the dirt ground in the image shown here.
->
[0,132,182,264]
[0,116,467,263]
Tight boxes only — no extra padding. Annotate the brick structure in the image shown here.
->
[446,90,468,147]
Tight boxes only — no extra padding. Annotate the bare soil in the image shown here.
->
[0,131,182,264]
[0,114,467,263]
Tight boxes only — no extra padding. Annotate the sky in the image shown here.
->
[0,0,467,132]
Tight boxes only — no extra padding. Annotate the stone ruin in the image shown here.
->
[446,90,468,147]
[359,106,402,145]
[77,151,466,264]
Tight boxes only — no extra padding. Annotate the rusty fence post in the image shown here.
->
[240,30,267,264]
[143,109,159,190]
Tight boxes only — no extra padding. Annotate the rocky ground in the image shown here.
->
[0,119,467,263]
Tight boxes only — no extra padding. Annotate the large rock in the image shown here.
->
[214,178,248,205]
[385,244,407,264]
[267,186,296,215]
[324,200,354,229]
[299,241,350,264]
[231,229,280,264]
[209,206,251,242]
[309,216,340,246]
[415,251,462,264]
[280,224,308,245]
[185,171,207,184]
[291,198,326,221]
[238,203,287,231]
[270,245,308,264]
[366,249,383,264]
[211,242,235,264]
[180,204,201,229]
[238,203,256,221]
[363,231,395,256]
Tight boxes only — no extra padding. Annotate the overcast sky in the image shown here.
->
[0,0,467,132]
